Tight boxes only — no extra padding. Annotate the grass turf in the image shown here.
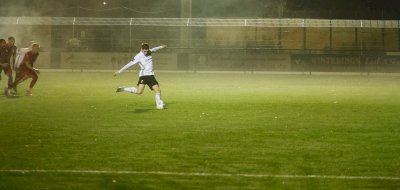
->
[0,71,400,189]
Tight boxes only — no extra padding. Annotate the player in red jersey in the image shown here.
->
[0,39,6,80]
[0,38,14,96]
[12,43,40,96]
[7,37,17,70]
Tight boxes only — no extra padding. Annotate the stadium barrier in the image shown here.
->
[2,17,400,73]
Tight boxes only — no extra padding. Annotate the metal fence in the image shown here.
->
[1,17,400,72]
[1,17,400,28]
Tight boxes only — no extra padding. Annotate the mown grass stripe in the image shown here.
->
[1,169,399,180]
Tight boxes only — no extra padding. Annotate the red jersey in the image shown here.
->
[20,51,39,69]
[6,44,17,58]
[0,46,9,63]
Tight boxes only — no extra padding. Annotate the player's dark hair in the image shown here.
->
[0,39,5,43]
[8,36,15,40]
[141,43,150,50]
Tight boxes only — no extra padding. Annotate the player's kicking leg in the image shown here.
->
[116,84,145,94]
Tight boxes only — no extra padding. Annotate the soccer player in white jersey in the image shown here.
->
[113,43,167,109]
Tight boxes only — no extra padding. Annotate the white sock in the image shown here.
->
[155,93,162,105]
[124,87,137,93]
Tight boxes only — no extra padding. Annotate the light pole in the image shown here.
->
[179,0,192,70]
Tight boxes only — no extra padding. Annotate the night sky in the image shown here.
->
[0,0,399,19]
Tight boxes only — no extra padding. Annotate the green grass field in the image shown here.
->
[1,71,400,189]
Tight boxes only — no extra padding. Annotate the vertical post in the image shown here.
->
[180,0,192,47]
[179,0,192,70]
[329,10,333,50]
[277,0,285,49]
[382,28,385,51]
[355,27,358,50]
[129,18,133,53]
[50,25,61,69]
[398,26,400,52]
[380,9,385,51]
[278,27,282,49]
[303,8,307,51]
[329,22,332,50]
[72,17,76,39]
[303,26,310,75]
[303,26,307,50]
[72,18,76,71]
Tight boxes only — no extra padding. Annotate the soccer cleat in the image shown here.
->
[9,89,17,96]
[11,88,17,95]
[26,90,32,96]
[156,101,166,110]
[4,88,9,96]
[116,87,125,92]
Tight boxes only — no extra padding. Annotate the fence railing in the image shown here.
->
[1,17,400,28]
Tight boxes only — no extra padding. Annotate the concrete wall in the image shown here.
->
[205,26,397,51]
[188,53,291,71]
[59,52,177,70]
[281,28,304,50]
[332,28,355,50]
[306,28,330,50]
[384,28,398,51]
[35,52,51,69]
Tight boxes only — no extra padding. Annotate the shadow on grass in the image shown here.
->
[3,95,21,99]
[128,102,172,113]
[131,108,154,113]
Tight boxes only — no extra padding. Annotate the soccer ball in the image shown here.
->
[157,102,166,110]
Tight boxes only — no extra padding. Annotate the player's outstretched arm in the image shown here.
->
[150,44,167,52]
[113,59,138,76]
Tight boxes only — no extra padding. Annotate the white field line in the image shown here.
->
[0,169,399,180]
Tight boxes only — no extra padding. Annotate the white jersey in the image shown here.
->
[117,46,164,77]
[14,48,30,69]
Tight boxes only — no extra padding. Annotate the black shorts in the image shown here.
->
[137,75,159,90]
